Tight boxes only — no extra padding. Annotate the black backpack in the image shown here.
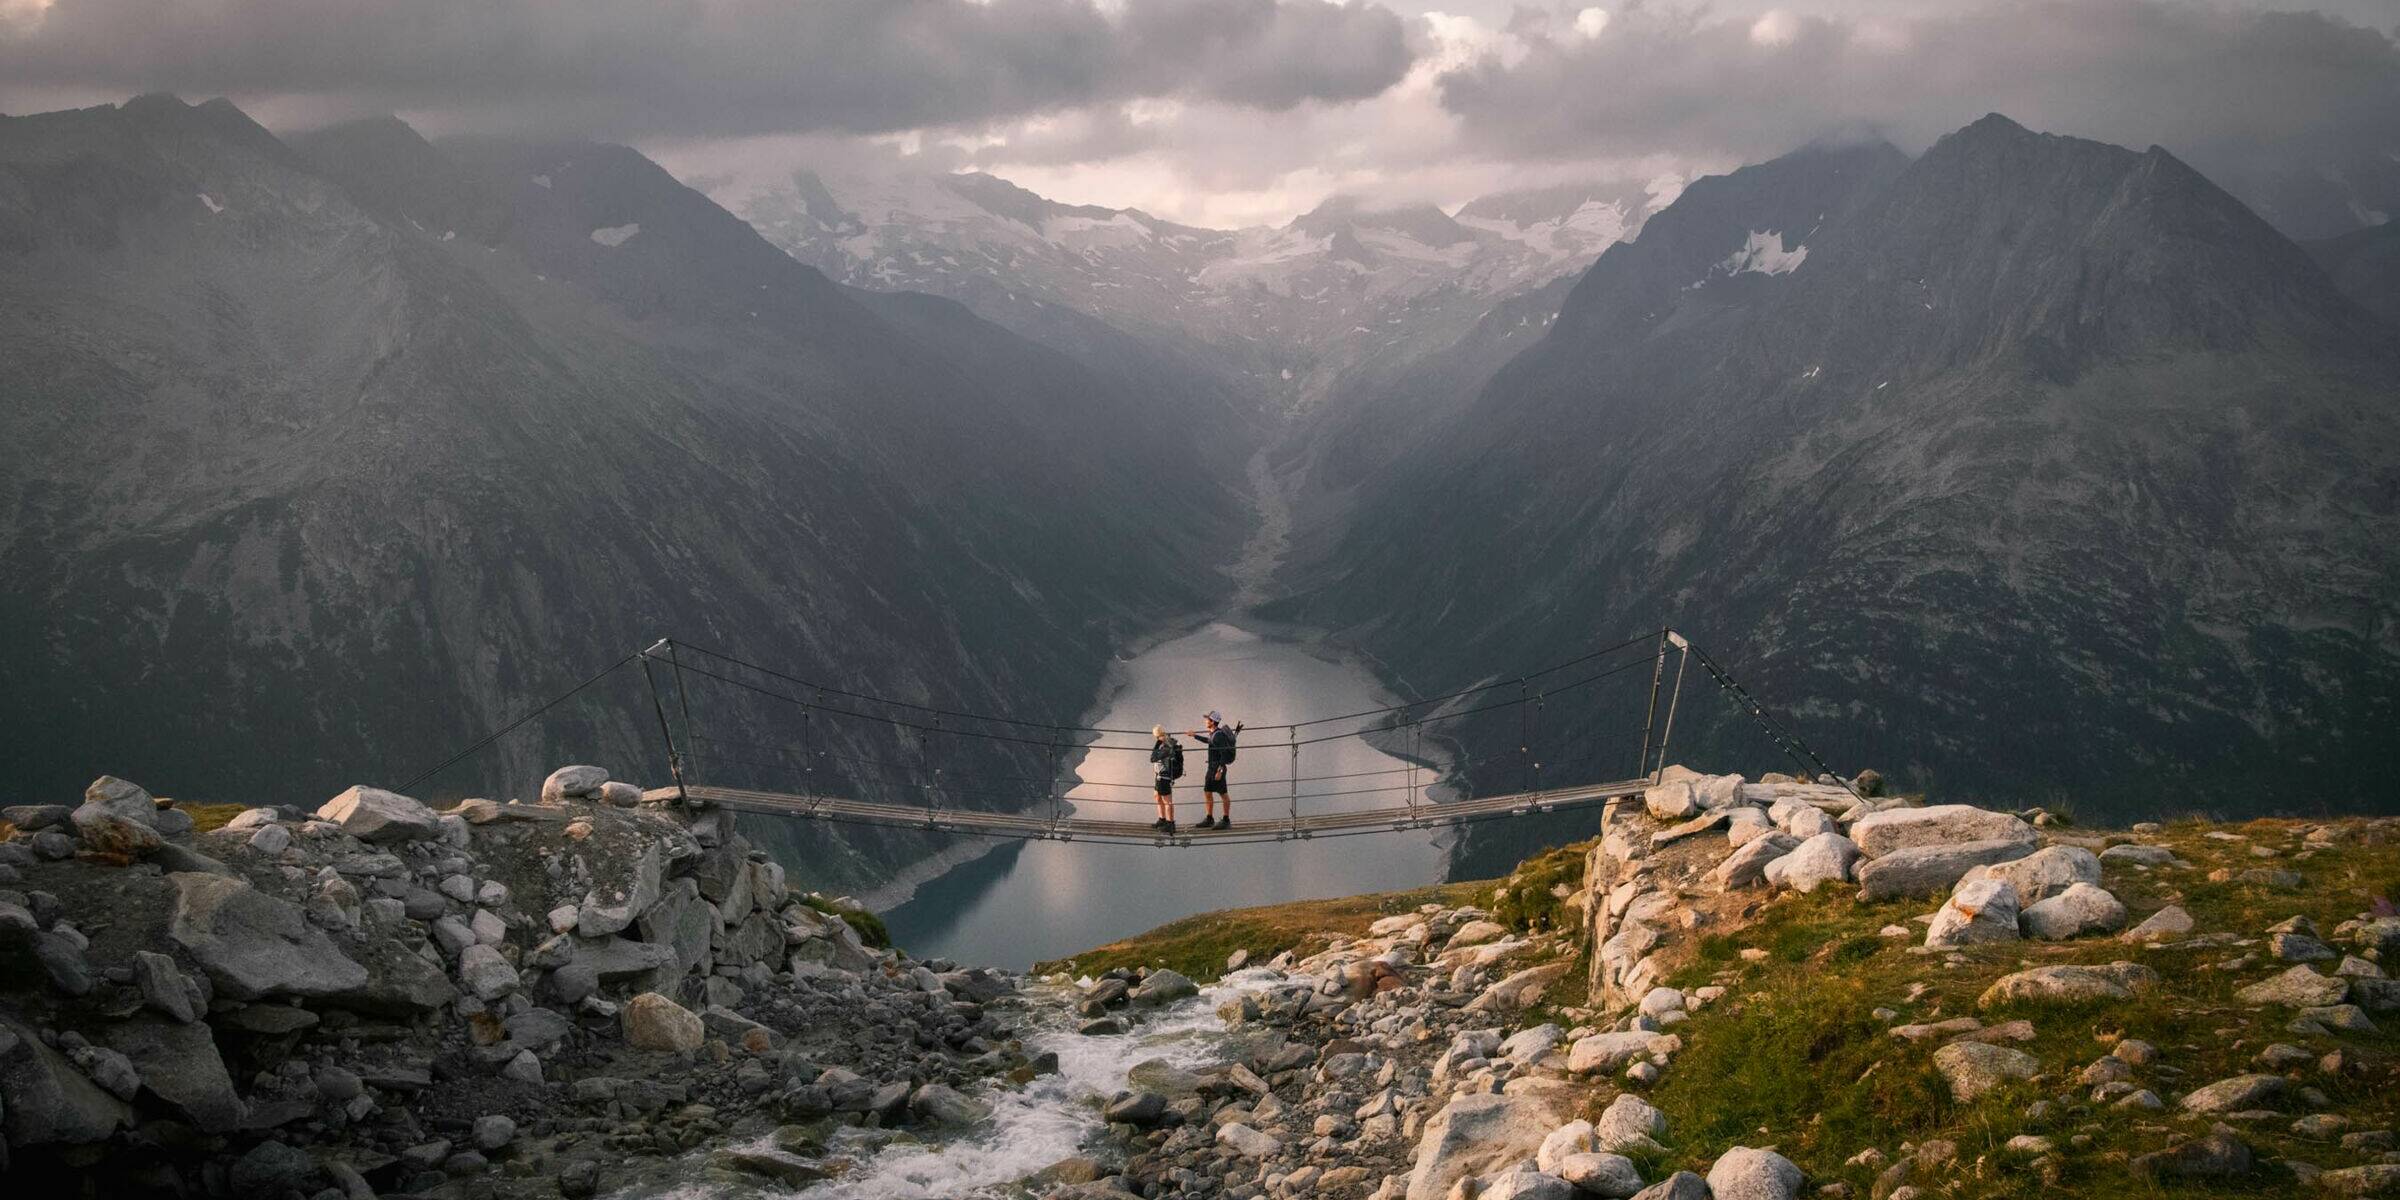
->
[1220,727,1238,764]
[1167,741,1186,779]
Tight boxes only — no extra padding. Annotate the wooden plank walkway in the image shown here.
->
[658,777,1649,846]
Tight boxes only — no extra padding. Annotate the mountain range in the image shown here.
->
[1262,115,2400,872]
[5,94,2395,892]
[0,96,1249,892]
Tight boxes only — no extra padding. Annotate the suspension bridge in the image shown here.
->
[542,628,1853,848]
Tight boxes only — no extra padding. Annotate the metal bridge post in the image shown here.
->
[667,641,699,787]
[1638,630,1668,779]
[1288,728,1299,834]
[639,640,688,805]
[1654,632,1691,781]
[1405,710,1420,825]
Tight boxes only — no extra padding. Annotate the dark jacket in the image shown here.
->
[1151,739,1181,779]
[1192,724,1239,767]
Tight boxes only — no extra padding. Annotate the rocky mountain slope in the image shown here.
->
[1268,115,2400,851]
[2308,220,2400,327]
[0,96,1248,892]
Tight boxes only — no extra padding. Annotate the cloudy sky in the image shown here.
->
[2,0,2393,228]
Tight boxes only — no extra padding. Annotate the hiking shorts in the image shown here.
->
[1204,764,1228,795]
[1154,776,1173,797]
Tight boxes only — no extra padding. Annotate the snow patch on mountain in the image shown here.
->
[1721,229,1809,276]
[196,192,224,214]
[590,223,641,247]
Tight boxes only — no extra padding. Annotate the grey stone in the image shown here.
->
[1931,1041,2040,1101]
[2181,1074,2284,1114]
[1595,1092,1668,1152]
[542,765,609,803]
[1762,832,1860,893]
[1705,833,1801,890]
[1960,845,2102,904]
[2020,883,2126,940]
[131,951,198,1022]
[2120,905,2195,942]
[0,1017,132,1146]
[1556,1154,1645,1198]
[1850,804,2033,857]
[167,872,368,1000]
[2099,843,2184,868]
[247,824,292,855]
[1482,1170,1577,1200]
[1405,1092,1561,1200]
[910,1082,992,1126]
[2236,965,2349,1008]
[1705,1146,1804,1200]
[1925,878,2021,948]
[458,944,521,1000]
[1979,961,2159,1008]
[102,1016,246,1131]
[1628,1172,1711,1200]
[1856,838,2037,901]
[315,786,443,843]
[231,1140,323,1194]
[473,1114,516,1150]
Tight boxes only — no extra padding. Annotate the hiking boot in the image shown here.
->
[1152,818,1170,831]
[1197,816,1218,830]
[1216,817,1232,831]
[1163,820,1177,835]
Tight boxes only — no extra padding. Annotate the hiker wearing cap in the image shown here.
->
[1149,725,1183,833]
[1184,710,1243,830]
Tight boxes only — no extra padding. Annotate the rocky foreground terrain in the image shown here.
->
[0,769,1030,1197]
[2,762,2395,1199]
[1043,769,2400,1200]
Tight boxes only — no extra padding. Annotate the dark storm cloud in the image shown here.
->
[0,0,1414,136]
[1435,1,2399,168]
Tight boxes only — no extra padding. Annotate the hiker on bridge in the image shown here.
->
[1149,725,1183,833]
[1185,710,1242,830]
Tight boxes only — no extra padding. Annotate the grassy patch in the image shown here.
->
[802,895,891,949]
[180,803,247,834]
[1491,840,1592,935]
[1036,878,1488,981]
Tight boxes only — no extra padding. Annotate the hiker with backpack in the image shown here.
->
[1150,724,1183,833]
[1185,710,1243,830]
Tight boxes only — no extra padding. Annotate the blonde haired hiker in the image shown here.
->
[1149,724,1184,832]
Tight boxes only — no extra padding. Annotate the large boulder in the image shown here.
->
[1568,1031,1677,1075]
[623,992,704,1052]
[1705,1146,1803,1200]
[101,1016,246,1132]
[543,765,610,803]
[457,944,522,1001]
[577,840,666,938]
[0,1016,133,1145]
[1594,1093,1669,1152]
[2020,883,2126,940]
[1763,833,1860,893]
[2235,966,2349,1008]
[1407,1093,1561,1200]
[167,873,368,1000]
[315,786,442,843]
[1855,839,2038,901]
[1925,878,2021,949]
[1960,845,2101,905]
[2180,1073,2284,1114]
[1931,1041,2040,1101]
[1705,833,1802,891]
[1978,961,2158,1008]
[71,778,166,858]
[82,776,164,828]
[1850,805,2035,857]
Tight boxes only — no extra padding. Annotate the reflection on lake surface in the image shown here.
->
[885,623,1443,969]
